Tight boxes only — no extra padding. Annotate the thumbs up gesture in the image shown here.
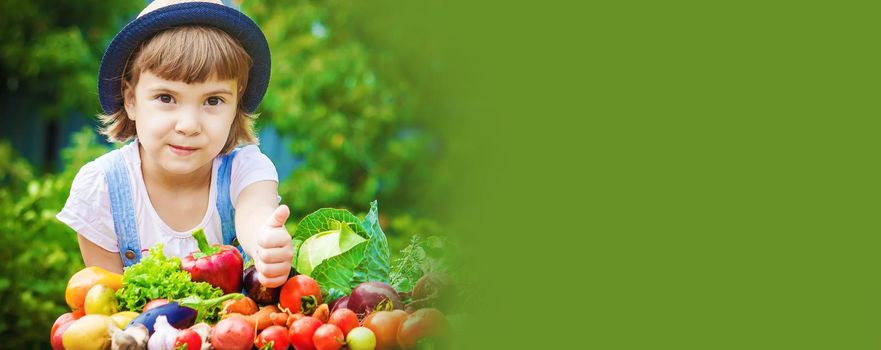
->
[254,204,293,288]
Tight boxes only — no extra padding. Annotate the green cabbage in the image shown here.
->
[296,220,367,276]
[293,201,391,301]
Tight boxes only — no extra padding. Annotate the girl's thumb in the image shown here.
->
[268,204,290,228]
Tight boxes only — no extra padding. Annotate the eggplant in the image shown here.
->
[127,302,196,334]
[127,293,243,334]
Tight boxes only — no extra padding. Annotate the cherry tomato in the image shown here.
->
[255,325,290,350]
[288,316,323,350]
[286,313,305,329]
[328,308,359,337]
[174,329,202,350]
[346,327,377,350]
[362,310,407,350]
[280,275,322,314]
[313,324,346,350]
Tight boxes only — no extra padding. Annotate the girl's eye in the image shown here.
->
[205,97,224,106]
[157,94,174,103]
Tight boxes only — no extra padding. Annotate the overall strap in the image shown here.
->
[99,150,142,268]
[216,149,248,260]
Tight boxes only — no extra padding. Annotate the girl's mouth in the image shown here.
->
[169,144,197,156]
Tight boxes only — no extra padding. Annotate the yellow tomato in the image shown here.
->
[65,266,123,311]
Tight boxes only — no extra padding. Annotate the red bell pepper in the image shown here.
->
[181,228,243,294]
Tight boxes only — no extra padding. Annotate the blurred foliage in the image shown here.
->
[244,0,449,218]
[0,128,108,347]
[0,1,137,345]
[0,0,141,120]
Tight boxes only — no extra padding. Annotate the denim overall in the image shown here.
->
[99,149,243,268]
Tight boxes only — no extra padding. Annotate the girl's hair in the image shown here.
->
[98,25,258,154]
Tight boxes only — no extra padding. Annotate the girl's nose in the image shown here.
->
[175,109,202,135]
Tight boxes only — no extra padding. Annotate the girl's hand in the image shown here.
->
[254,204,293,288]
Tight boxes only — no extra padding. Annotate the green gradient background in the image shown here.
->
[382,1,880,348]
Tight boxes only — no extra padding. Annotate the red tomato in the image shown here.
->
[396,308,451,349]
[50,312,81,350]
[362,310,408,350]
[313,324,345,350]
[279,275,322,314]
[288,316,323,350]
[256,325,290,350]
[174,329,202,350]
[143,298,169,312]
[328,308,359,336]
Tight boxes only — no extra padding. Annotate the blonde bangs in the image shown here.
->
[129,25,251,96]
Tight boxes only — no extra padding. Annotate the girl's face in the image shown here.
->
[125,70,237,176]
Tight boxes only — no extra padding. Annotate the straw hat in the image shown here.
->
[97,0,270,114]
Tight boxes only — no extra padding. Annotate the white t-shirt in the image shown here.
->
[56,140,279,259]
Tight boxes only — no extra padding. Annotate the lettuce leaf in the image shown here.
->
[115,245,223,320]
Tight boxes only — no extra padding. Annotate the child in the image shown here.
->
[56,0,293,288]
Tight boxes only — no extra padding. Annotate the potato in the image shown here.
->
[62,314,114,350]
[109,311,140,329]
